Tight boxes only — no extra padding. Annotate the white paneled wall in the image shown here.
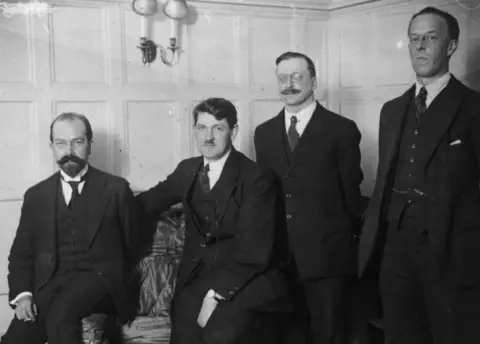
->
[0,0,327,333]
[328,0,480,195]
[1,0,479,334]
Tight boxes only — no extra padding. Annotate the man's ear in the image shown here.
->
[231,125,239,142]
[447,39,458,58]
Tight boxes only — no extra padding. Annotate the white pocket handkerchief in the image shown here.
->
[450,139,462,146]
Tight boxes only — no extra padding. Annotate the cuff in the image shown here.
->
[10,292,32,306]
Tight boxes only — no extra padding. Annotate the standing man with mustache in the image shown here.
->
[254,52,365,344]
[358,7,480,343]
[1,113,138,344]
[136,98,283,344]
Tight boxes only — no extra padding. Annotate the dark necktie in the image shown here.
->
[68,181,80,211]
[198,164,210,194]
[66,174,87,211]
[415,86,428,121]
[287,115,300,151]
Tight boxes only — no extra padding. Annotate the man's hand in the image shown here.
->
[15,295,37,322]
[197,293,219,328]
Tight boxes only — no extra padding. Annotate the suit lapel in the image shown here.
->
[420,77,463,166]
[267,111,291,173]
[182,157,204,234]
[81,167,111,247]
[381,86,414,175]
[289,102,328,172]
[41,173,60,253]
[213,149,239,223]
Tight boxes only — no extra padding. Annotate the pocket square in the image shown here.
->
[450,139,462,146]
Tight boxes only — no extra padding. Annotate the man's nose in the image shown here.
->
[205,129,214,140]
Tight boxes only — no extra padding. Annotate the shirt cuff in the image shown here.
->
[10,292,32,306]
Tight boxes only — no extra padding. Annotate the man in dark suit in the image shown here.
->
[136,98,280,344]
[254,52,365,344]
[358,7,480,343]
[1,113,138,344]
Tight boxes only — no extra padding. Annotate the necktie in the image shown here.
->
[68,181,81,211]
[287,115,300,151]
[198,164,210,194]
[415,86,428,121]
[66,173,87,211]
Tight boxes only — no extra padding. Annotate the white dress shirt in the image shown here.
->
[284,101,317,137]
[415,72,451,108]
[59,164,89,204]
[204,149,231,189]
[10,164,89,306]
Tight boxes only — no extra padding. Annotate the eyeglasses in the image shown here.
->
[277,72,304,84]
[53,139,87,149]
[408,34,439,46]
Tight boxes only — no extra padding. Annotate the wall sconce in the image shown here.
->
[132,0,189,66]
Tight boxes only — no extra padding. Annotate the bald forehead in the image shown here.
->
[409,13,449,38]
[277,58,311,75]
[52,118,88,139]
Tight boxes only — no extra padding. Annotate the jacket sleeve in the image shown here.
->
[7,189,35,304]
[135,161,185,219]
[337,120,365,221]
[118,180,140,264]
[209,169,277,300]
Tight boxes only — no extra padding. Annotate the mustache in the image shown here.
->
[57,154,85,165]
[281,88,301,95]
[203,139,215,145]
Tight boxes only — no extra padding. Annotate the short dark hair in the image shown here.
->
[50,112,93,143]
[275,52,316,78]
[193,98,238,129]
[408,6,460,41]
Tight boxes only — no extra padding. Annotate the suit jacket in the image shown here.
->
[7,166,138,318]
[254,101,365,279]
[358,76,480,288]
[136,148,284,307]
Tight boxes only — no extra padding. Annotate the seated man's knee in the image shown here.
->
[45,302,81,335]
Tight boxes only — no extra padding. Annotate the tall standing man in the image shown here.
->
[136,98,281,344]
[1,113,138,344]
[359,7,480,343]
[254,52,365,344]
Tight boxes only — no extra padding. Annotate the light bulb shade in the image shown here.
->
[163,0,188,20]
[132,0,158,16]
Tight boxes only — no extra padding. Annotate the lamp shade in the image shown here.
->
[132,0,158,16]
[163,0,189,20]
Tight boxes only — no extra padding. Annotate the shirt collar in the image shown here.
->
[415,72,451,99]
[285,101,317,122]
[60,164,89,182]
[204,148,231,173]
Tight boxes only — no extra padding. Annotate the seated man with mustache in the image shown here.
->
[1,112,138,344]
[136,98,284,344]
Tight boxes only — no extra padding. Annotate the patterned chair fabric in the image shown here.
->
[81,207,186,344]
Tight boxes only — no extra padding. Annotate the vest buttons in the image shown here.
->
[200,243,206,248]
[206,232,211,237]
[286,193,292,198]
[286,214,292,219]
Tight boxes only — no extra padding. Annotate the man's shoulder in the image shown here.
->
[87,167,133,195]
[24,173,58,197]
[234,150,274,181]
[319,105,359,135]
[255,112,282,133]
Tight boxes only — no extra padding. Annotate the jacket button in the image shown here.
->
[229,290,235,295]
[286,193,292,198]
[286,214,292,219]
[206,232,211,237]
[200,244,206,247]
